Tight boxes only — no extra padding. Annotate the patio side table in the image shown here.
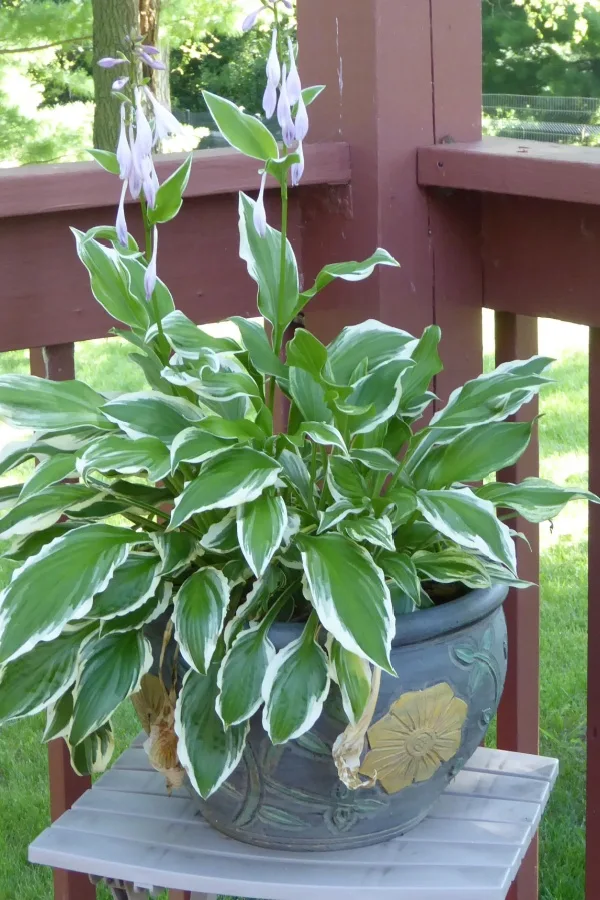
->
[29,733,558,900]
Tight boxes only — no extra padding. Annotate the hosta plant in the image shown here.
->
[0,10,596,797]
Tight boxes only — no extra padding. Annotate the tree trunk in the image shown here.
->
[92,0,139,151]
[139,0,170,108]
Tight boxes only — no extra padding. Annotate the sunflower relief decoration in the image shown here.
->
[359,682,468,794]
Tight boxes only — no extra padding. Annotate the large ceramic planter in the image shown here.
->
[147,583,508,852]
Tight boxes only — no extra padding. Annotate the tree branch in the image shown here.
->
[0,35,92,55]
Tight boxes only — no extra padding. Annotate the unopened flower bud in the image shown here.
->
[291,142,305,187]
[263,81,278,120]
[294,93,309,143]
[112,75,130,92]
[139,51,167,70]
[116,180,129,246]
[128,123,142,199]
[141,45,160,55]
[242,7,262,31]
[98,57,127,69]
[144,227,159,300]
[144,87,183,144]
[253,173,268,238]
[277,65,296,148]
[266,30,281,87]
[116,104,132,180]
[286,39,302,106]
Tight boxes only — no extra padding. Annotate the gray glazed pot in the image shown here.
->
[148,583,508,852]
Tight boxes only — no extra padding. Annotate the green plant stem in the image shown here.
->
[123,511,162,532]
[274,180,289,356]
[267,376,276,415]
[139,195,164,341]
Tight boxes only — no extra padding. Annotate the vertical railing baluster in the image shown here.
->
[587,328,600,899]
[495,312,540,900]
[30,343,96,900]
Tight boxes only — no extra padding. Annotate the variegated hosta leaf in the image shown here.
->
[101,392,203,443]
[69,720,115,776]
[327,456,369,503]
[326,320,415,384]
[87,555,162,621]
[417,488,517,574]
[0,374,111,432]
[237,492,287,578]
[477,477,600,524]
[70,631,152,745]
[299,251,400,306]
[43,687,74,742]
[412,548,491,588]
[378,552,421,606]
[169,447,281,530]
[175,665,249,799]
[146,310,240,359]
[200,512,239,556]
[397,324,443,414]
[78,434,171,483]
[262,616,330,744]
[223,568,284,647]
[0,524,144,666]
[173,568,230,675]
[297,422,347,454]
[0,625,94,725]
[350,448,399,474]
[162,364,261,403]
[278,449,314,512]
[230,316,289,380]
[169,426,233,473]
[0,484,100,540]
[289,367,333,424]
[19,454,77,500]
[328,640,372,725]
[152,531,201,576]
[217,621,276,727]
[285,329,329,384]
[340,359,414,435]
[430,356,553,429]
[100,581,172,636]
[317,500,365,534]
[296,533,395,673]
[340,515,396,552]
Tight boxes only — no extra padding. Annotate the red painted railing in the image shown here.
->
[1,1,598,897]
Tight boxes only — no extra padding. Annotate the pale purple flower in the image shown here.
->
[98,57,127,69]
[141,45,160,55]
[242,7,262,31]
[277,65,296,148]
[116,180,129,246]
[138,50,166,70]
[294,93,309,142]
[253,172,268,238]
[291,142,304,187]
[134,90,154,158]
[142,156,159,209]
[144,227,159,300]
[263,81,278,119]
[281,0,293,8]
[128,123,142,199]
[286,38,302,106]
[116,104,132,180]
[266,30,281,87]
[112,75,130,92]
[144,87,183,144]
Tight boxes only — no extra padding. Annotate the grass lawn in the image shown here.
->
[0,315,591,900]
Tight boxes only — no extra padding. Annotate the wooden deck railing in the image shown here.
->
[2,1,599,898]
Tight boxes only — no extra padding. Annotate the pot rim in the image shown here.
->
[269,583,509,650]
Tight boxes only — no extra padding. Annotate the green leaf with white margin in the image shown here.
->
[328,639,371,724]
[88,148,120,174]
[87,555,162,621]
[239,193,300,347]
[100,581,172,636]
[191,415,265,442]
[479,560,534,590]
[296,533,395,672]
[0,484,100,540]
[0,625,94,725]
[327,456,368,503]
[417,488,517,573]
[119,254,175,321]
[170,427,233,473]
[73,231,149,330]
[70,630,152,744]
[378,552,421,605]
[203,91,279,161]
[69,720,115,776]
[146,310,239,358]
[217,617,277,727]
[237,491,287,578]
[43,687,74,742]
[169,447,281,530]
[200,511,238,555]
[230,317,288,380]
[477,477,600,524]
[300,85,325,107]
[78,434,171,483]
[175,664,249,799]
[299,250,400,305]
[173,568,230,675]
[148,154,193,225]
[350,448,399,474]
[412,548,491,588]
[152,532,201,576]
[102,392,203,443]
[430,357,553,429]
[340,515,396,552]
[286,329,329,382]
[0,375,110,431]
[341,359,415,435]
[398,325,443,412]
[317,500,365,534]
[167,365,261,403]
[0,524,144,666]
[417,421,534,489]
[278,449,314,512]
[19,454,77,500]
[327,320,415,383]
[262,615,330,744]
[289,368,333,423]
[297,422,347,454]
